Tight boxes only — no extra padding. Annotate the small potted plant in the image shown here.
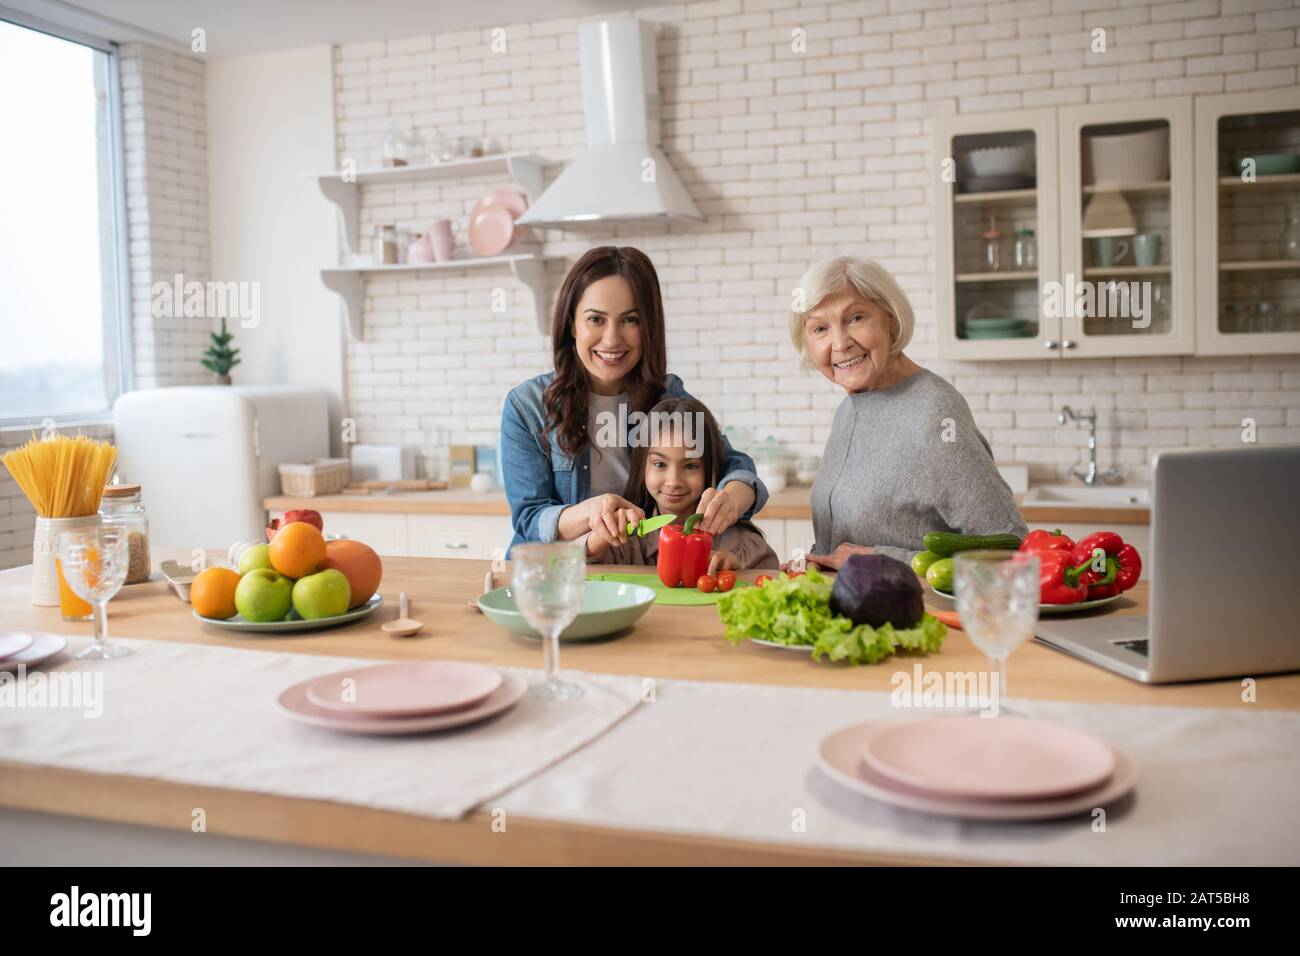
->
[202,317,241,385]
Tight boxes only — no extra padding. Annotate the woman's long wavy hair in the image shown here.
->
[541,246,668,458]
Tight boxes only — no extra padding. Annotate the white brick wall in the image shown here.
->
[331,1,1300,486]
[119,43,212,389]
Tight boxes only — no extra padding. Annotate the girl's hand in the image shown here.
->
[588,494,644,549]
[707,549,740,576]
[803,543,873,572]
[697,485,744,536]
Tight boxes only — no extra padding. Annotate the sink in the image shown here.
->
[1022,485,1150,508]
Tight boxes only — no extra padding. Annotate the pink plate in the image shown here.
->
[818,721,1138,821]
[475,187,528,219]
[277,670,526,735]
[0,633,64,670]
[467,203,518,257]
[862,716,1117,800]
[0,632,35,660]
[305,661,502,718]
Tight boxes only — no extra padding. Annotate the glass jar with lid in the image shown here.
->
[1013,228,1037,270]
[100,484,151,585]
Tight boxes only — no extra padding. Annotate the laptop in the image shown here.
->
[1034,444,1300,683]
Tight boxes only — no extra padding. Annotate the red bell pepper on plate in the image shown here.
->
[1038,551,1095,605]
[1071,531,1142,597]
[656,514,712,588]
[1019,528,1076,554]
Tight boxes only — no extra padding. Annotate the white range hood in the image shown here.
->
[516,19,703,227]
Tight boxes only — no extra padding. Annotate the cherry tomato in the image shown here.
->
[716,571,736,592]
[786,570,805,579]
[697,575,717,593]
[754,574,772,588]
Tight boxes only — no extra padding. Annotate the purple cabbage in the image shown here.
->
[829,554,924,629]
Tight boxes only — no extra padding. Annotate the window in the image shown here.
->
[0,14,129,425]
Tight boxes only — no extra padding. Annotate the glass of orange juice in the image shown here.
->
[56,557,94,622]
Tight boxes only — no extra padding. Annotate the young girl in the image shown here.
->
[583,398,778,574]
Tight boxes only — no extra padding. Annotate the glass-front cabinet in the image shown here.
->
[1195,88,1300,355]
[934,109,1060,359]
[935,88,1300,360]
[1058,98,1195,356]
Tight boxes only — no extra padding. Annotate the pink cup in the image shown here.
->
[429,220,456,262]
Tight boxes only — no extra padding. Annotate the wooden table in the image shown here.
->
[2,558,1294,865]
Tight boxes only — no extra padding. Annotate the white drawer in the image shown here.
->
[408,514,513,561]
[752,519,785,562]
[272,511,408,556]
[783,519,815,562]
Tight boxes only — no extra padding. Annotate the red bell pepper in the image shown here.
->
[1038,551,1096,605]
[1071,532,1142,595]
[656,514,712,588]
[1019,528,1076,554]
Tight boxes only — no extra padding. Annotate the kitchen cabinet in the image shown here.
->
[1195,88,1300,355]
[269,508,511,560]
[1058,98,1195,357]
[934,109,1062,360]
[936,90,1300,359]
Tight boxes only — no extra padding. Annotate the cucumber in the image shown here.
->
[922,532,1022,557]
[926,558,954,593]
[911,550,942,576]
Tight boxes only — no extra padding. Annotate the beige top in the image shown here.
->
[586,519,779,571]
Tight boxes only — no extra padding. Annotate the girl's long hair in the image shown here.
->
[541,246,668,458]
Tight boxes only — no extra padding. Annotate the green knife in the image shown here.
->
[625,513,677,537]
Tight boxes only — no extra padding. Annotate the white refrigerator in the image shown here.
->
[113,386,331,550]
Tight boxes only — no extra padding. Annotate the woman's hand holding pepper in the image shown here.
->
[697,483,753,536]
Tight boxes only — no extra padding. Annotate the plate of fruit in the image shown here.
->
[191,510,385,633]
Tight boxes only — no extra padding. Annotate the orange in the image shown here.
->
[191,567,241,620]
[268,521,327,580]
[318,539,383,608]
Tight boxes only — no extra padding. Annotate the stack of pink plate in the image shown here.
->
[276,660,525,735]
[817,715,1138,821]
[467,187,531,258]
[0,632,68,671]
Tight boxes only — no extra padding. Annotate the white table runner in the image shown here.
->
[495,677,1300,866]
[3,639,1298,864]
[0,638,644,820]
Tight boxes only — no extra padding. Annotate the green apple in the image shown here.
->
[238,543,274,576]
[292,569,351,620]
[234,568,293,622]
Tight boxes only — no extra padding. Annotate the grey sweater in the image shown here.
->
[810,369,1026,564]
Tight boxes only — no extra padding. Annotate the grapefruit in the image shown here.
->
[318,539,383,607]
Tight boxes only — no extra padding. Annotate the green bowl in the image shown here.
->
[1231,153,1300,177]
[477,580,655,642]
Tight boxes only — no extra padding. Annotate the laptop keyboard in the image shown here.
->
[1112,638,1150,657]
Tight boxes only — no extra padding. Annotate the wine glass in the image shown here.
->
[511,542,585,701]
[56,526,132,660]
[954,550,1039,715]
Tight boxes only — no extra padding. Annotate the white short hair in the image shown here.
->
[789,256,915,371]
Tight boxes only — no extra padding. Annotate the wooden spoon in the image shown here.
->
[382,592,424,637]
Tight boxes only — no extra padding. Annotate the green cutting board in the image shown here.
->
[586,572,752,606]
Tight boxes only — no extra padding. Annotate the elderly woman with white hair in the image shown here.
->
[791,256,1026,569]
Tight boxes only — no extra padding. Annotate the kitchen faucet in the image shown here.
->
[1057,406,1120,487]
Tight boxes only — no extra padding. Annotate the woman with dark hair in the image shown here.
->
[501,246,767,553]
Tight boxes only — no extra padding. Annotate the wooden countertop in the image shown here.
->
[4,556,1255,865]
[266,486,1150,525]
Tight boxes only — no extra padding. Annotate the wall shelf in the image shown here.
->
[321,253,556,339]
[316,151,550,255]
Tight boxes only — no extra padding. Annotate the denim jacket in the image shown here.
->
[501,371,768,551]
